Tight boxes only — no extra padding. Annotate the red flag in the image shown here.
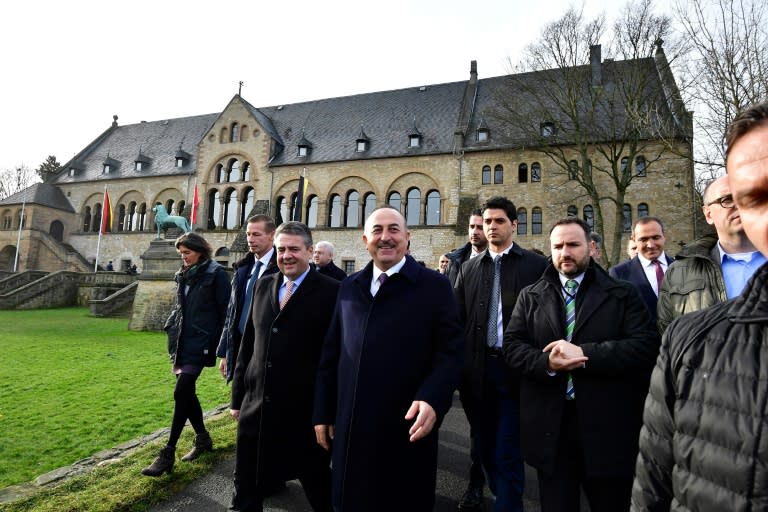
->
[100,189,113,234]
[190,182,199,226]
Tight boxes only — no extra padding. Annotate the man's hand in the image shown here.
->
[230,409,240,421]
[314,424,335,451]
[405,401,436,442]
[218,358,227,378]
[543,340,588,371]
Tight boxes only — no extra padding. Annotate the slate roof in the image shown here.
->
[0,182,75,212]
[260,81,466,166]
[52,114,217,184]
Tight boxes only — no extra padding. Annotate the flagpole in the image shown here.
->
[13,200,26,272]
[94,185,106,272]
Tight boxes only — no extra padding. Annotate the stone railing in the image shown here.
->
[89,281,139,317]
[0,270,49,294]
[0,271,81,310]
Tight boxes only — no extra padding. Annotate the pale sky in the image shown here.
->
[1,0,639,173]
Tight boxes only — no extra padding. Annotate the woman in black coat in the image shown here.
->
[142,232,231,476]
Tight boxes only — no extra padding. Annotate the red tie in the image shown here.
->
[652,259,664,292]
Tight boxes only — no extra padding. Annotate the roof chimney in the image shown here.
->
[470,60,477,84]
[590,45,602,86]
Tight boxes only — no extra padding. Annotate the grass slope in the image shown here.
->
[0,308,230,488]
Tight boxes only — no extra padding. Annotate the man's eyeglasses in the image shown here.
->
[706,194,735,209]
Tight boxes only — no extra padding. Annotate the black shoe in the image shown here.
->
[181,431,213,461]
[458,484,484,511]
[142,446,175,476]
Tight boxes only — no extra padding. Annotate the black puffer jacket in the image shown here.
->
[165,259,231,367]
[631,262,768,511]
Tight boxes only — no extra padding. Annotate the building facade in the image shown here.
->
[0,44,694,273]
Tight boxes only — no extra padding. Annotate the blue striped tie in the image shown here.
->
[238,260,263,333]
[564,279,578,400]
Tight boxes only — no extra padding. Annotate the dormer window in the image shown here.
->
[69,160,84,177]
[69,168,76,177]
[297,133,313,158]
[134,149,151,171]
[541,122,556,137]
[477,128,489,142]
[355,127,370,153]
[135,161,143,171]
[103,164,111,174]
[102,154,119,174]
[409,134,421,148]
[175,147,191,168]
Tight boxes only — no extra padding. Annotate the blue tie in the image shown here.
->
[238,260,263,334]
[487,255,502,347]
[564,279,578,400]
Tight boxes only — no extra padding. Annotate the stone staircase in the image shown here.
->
[89,281,139,317]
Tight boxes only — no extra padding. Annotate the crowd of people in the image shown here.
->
[139,101,768,512]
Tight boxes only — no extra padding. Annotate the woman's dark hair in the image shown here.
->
[174,232,212,261]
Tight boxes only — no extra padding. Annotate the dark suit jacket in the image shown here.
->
[317,260,347,281]
[313,255,463,511]
[609,254,673,326]
[231,269,339,484]
[503,263,659,478]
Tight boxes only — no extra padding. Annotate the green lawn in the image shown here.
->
[0,308,230,488]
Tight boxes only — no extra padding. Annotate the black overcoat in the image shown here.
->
[503,263,659,477]
[313,256,464,511]
[231,269,339,486]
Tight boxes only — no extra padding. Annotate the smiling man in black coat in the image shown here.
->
[229,222,339,512]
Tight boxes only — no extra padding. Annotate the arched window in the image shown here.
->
[406,188,421,226]
[623,204,632,232]
[518,163,528,183]
[567,205,577,217]
[216,164,224,183]
[635,156,646,177]
[482,165,491,185]
[583,205,594,229]
[494,165,504,184]
[137,203,147,231]
[275,196,288,225]
[241,188,254,226]
[92,203,102,233]
[227,160,239,183]
[177,200,186,218]
[328,194,342,227]
[346,191,360,227]
[207,190,220,229]
[306,196,318,228]
[242,162,251,181]
[425,190,441,225]
[532,207,543,234]
[638,203,649,218]
[117,204,126,231]
[568,160,579,180]
[126,202,136,231]
[230,122,239,143]
[166,199,175,215]
[49,220,64,242]
[531,162,541,182]
[517,207,528,235]
[363,193,377,221]
[621,157,630,178]
[83,206,92,232]
[224,190,237,229]
[290,193,298,222]
[388,191,401,212]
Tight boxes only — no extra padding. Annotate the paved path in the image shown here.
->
[150,393,545,511]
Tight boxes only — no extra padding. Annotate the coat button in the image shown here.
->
[266,361,272,368]
[264,395,271,403]
[272,327,278,333]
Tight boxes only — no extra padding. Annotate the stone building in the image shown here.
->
[0,43,694,273]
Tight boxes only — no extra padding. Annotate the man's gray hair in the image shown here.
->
[315,240,335,258]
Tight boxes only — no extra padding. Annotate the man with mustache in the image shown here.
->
[503,217,658,512]
[313,206,463,511]
[656,174,765,334]
[454,197,547,511]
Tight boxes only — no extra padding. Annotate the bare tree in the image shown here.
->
[0,164,40,200]
[674,0,768,179]
[492,0,690,266]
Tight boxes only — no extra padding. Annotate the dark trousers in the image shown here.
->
[478,352,524,512]
[458,385,487,489]
[537,401,632,512]
[230,432,332,512]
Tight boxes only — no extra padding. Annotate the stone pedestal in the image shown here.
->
[128,240,180,331]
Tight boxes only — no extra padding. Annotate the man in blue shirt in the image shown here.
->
[657,174,765,333]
